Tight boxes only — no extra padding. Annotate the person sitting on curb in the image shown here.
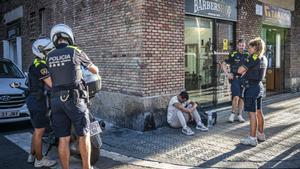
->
[167,91,208,136]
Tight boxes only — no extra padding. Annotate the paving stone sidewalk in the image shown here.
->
[101,93,300,169]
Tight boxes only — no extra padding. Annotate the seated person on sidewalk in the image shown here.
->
[167,91,208,136]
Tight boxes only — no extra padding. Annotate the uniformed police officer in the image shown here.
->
[46,24,98,169]
[26,38,57,167]
[221,39,249,123]
[237,37,268,146]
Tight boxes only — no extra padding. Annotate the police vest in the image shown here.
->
[47,45,83,90]
[229,50,249,74]
[244,54,267,81]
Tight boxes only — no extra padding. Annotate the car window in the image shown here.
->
[0,61,24,78]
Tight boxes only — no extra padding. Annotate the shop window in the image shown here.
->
[184,16,214,106]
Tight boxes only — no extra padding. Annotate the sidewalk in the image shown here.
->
[100,92,300,169]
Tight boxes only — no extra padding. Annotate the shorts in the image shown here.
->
[51,92,90,137]
[243,84,263,112]
[231,78,243,97]
[244,96,262,112]
[26,95,50,129]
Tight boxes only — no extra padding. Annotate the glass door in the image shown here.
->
[184,16,214,106]
[215,21,235,104]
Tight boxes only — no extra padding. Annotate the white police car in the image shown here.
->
[0,58,30,123]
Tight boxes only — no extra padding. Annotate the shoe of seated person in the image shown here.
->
[182,126,194,136]
[196,123,209,131]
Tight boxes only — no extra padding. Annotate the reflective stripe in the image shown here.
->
[231,51,238,57]
[33,58,46,67]
[253,54,258,61]
[67,45,82,53]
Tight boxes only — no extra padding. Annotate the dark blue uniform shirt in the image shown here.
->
[225,50,249,75]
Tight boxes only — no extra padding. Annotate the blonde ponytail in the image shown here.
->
[248,37,266,59]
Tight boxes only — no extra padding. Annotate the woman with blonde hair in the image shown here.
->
[237,37,268,146]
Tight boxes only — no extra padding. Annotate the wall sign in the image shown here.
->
[263,4,291,28]
[185,0,237,21]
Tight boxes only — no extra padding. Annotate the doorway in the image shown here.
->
[261,26,286,95]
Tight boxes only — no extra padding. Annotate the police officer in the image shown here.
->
[26,37,57,167]
[46,24,98,169]
[221,39,249,123]
[238,37,268,146]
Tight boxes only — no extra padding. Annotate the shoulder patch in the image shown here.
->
[40,68,49,75]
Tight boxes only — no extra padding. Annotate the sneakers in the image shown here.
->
[257,132,266,142]
[228,113,245,123]
[34,157,56,168]
[237,114,245,123]
[182,126,194,136]
[27,154,35,163]
[240,136,258,146]
[196,123,209,132]
[228,113,235,123]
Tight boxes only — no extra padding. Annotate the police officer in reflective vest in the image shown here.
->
[46,24,99,169]
[221,39,249,123]
[26,38,57,167]
[238,37,268,146]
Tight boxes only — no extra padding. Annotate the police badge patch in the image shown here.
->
[40,68,49,75]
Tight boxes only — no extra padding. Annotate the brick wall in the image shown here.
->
[236,0,262,43]
[290,1,300,78]
[142,0,185,97]
[0,0,53,70]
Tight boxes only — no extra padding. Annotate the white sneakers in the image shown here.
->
[240,136,258,146]
[196,123,209,132]
[228,113,235,123]
[182,126,194,136]
[182,123,209,136]
[240,133,266,146]
[257,132,266,142]
[228,113,245,123]
[34,156,57,168]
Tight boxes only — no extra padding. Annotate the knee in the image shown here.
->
[34,128,45,137]
[233,96,239,101]
[59,136,70,145]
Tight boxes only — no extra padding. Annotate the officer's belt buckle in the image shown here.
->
[60,90,70,102]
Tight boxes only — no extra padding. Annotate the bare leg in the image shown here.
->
[232,96,239,114]
[249,112,257,137]
[78,135,91,169]
[58,136,70,169]
[257,109,264,133]
[238,98,244,115]
[33,128,45,160]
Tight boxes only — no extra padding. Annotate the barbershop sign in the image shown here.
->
[263,4,291,28]
[185,0,237,21]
